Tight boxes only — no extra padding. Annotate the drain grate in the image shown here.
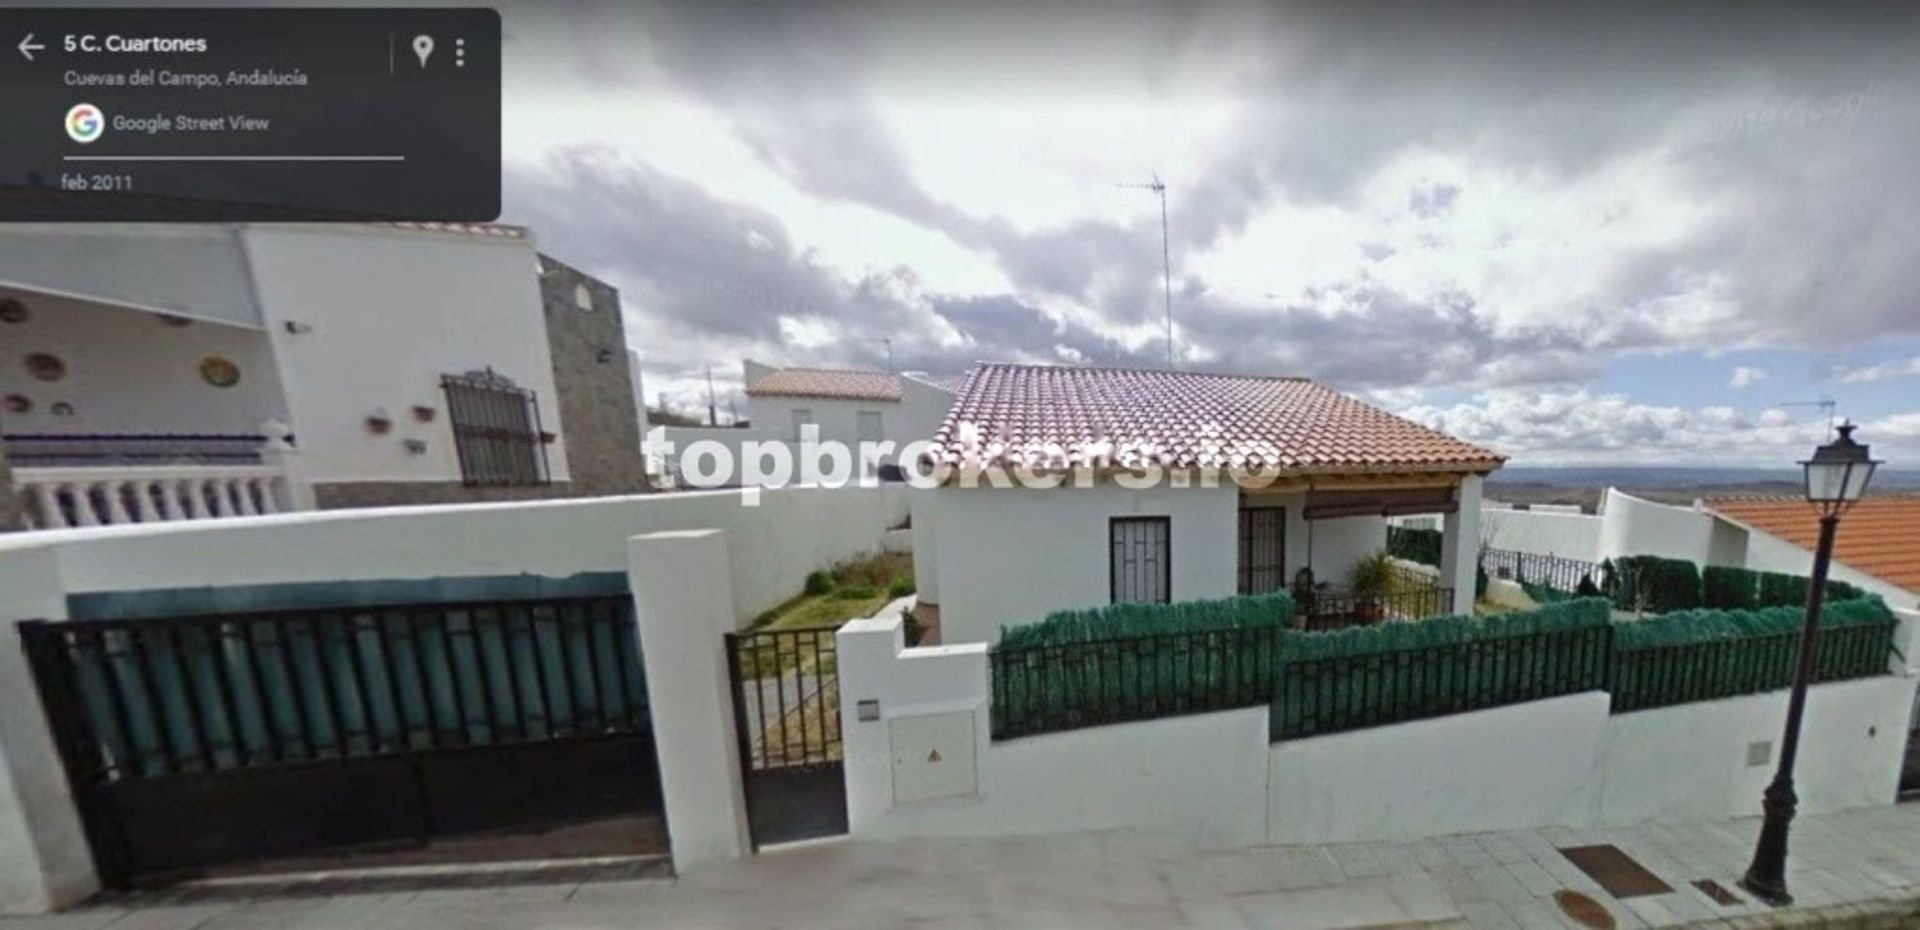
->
[1553,890,1617,930]
[1693,878,1744,906]
[1557,844,1675,899]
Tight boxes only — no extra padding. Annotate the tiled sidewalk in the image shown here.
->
[6,803,1919,929]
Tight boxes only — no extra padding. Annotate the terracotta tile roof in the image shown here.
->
[1705,496,1920,595]
[746,367,902,402]
[930,363,1505,473]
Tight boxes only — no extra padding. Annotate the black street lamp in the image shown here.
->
[1740,422,1881,905]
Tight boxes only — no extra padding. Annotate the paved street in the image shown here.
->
[7,803,1919,929]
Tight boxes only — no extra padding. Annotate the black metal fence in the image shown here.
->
[726,627,842,770]
[20,595,647,783]
[990,624,1281,740]
[1481,548,1602,594]
[1269,623,1614,740]
[1295,585,1456,631]
[1609,619,1897,713]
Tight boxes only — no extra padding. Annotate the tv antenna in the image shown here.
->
[1778,397,1838,436]
[1117,173,1174,366]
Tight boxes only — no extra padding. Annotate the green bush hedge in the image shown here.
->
[1607,556,1702,613]
[1387,527,1443,567]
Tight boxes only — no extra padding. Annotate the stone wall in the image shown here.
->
[537,255,649,496]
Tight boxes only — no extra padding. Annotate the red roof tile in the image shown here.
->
[1706,496,1920,595]
[930,363,1505,473]
[746,367,902,402]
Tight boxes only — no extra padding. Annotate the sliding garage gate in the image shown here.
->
[18,593,660,885]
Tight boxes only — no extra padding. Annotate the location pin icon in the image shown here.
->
[412,34,435,68]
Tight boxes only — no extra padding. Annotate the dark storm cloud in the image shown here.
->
[506,1,1920,401]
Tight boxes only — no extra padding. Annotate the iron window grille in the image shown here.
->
[1110,516,1172,604]
[441,369,551,487]
[1237,507,1286,595]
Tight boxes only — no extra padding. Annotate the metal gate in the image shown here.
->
[724,627,846,849]
[18,594,660,885]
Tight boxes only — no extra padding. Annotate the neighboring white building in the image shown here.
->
[0,224,649,530]
[1466,489,1920,610]
[917,363,1507,645]
[651,363,962,488]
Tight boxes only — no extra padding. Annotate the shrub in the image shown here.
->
[803,570,835,596]
[1387,527,1443,567]
[830,551,913,589]
[1611,555,1701,613]
[1702,564,1866,611]
[887,576,916,599]
[1702,566,1757,610]
[1348,550,1394,599]
[1576,574,1601,598]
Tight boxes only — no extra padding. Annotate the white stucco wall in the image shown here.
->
[1300,513,1389,585]
[243,226,570,485]
[0,289,286,437]
[745,395,902,446]
[1595,675,1915,825]
[838,612,1268,847]
[5,485,902,625]
[1481,508,1602,562]
[1735,520,1920,611]
[1267,693,1611,845]
[1597,488,1714,562]
[0,549,97,914]
[927,482,1241,645]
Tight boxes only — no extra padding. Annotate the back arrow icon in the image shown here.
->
[19,33,44,61]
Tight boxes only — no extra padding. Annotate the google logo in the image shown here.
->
[66,103,104,144]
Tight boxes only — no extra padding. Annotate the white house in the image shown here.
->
[916,363,1507,645]
[0,223,649,530]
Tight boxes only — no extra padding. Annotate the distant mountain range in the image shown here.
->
[1485,466,1920,510]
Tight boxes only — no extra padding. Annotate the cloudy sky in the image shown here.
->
[496,1,1920,468]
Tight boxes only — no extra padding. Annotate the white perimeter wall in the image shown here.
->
[1481,508,1602,562]
[0,289,286,436]
[1268,693,1610,844]
[1598,488,1714,562]
[831,610,1918,851]
[745,395,903,446]
[1738,521,1920,612]
[244,226,570,485]
[5,484,904,625]
[1596,675,1914,825]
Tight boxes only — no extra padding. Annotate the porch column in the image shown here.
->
[627,529,751,872]
[1439,475,1483,616]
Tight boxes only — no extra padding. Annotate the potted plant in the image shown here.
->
[1347,550,1394,624]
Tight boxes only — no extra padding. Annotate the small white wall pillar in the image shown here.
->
[1440,475,1483,615]
[0,546,100,913]
[627,529,751,871]
[258,420,315,512]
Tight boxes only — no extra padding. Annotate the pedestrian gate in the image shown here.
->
[724,627,846,849]
[18,594,660,885]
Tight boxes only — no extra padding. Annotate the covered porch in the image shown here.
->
[1235,472,1484,627]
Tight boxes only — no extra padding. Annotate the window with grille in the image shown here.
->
[1110,516,1171,604]
[1238,507,1286,594]
[441,369,551,486]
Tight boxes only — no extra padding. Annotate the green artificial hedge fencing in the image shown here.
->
[1604,556,1702,613]
[989,589,1901,741]
[989,593,1293,739]
[1610,597,1898,711]
[1387,526,1444,568]
[1269,598,1614,738]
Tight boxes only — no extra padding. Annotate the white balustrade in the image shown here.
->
[13,464,308,530]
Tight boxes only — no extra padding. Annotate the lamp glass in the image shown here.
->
[1803,459,1849,503]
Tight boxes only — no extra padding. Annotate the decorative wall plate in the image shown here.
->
[199,356,241,388]
[49,401,74,417]
[24,353,64,382]
[0,298,28,324]
[3,394,29,414]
